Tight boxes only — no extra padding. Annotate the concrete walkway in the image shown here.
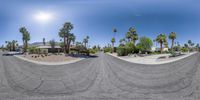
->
[0,52,200,100]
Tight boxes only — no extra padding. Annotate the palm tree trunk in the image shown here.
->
[112,43,114,53]
[171,39,174,50]
[66,38,70,54]
[25,40,28,53]
[64,37,66,54]
[160,42,163,54]
[67,40,71,54]
[23,40,25,53]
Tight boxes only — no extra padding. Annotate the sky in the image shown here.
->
[0,0,200,47]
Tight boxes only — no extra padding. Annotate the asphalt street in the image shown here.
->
[0,52,200,100]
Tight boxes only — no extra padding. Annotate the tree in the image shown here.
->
[43,38,46,46]
[156,34,167,53]
[67,33,76,53]
[188,40,195,52]
[49,39,56,53]
[5,41,12,51]
[83,36,89,48]
[129,27,138,45]
[11,40,17,51]
[59,22,74,54]
[169,32,176,50]
[113,28,117,36]
[126,32,132,42]
[126,27,138,45]
[164,41,168,48]
[196,43,200,51]
[111,38,115,53]
[19,27,30,53]
[136,36,153,53]
[75,42,87,54]
[119,38,126,46]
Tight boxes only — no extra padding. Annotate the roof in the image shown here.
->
[37,45,61,49]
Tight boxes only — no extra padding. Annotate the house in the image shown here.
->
[151,47,169,52]
[36,45,62,53]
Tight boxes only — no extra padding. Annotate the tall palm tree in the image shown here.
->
[19,27,30,53]
[49,39,56,53]
[43,38,46,46]
[126,32,132,42]
[113,28,117,38]
[5,41,12,51]
[156,34,167,53]
[130,27,138,43]
[169,32,177,50]
[127,27,138,45]
[111,38,115,53]
[67,33,76,52]
[59,22,73,54]
[83,36,89,48]
[11,40,17,51]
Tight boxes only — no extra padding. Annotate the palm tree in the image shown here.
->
[126,32,131,42]
[49,39,56,53]
[59,22,73,54]
[11,40,17,51]
[67,33,76,52]
[156,34,167,53]
[127,27,138,45]
[5,41,12,51]
[119,38,126,46]
[43,38,46,46]
[19,27,30,53]
[164,41,168,48]
[111,38,115,53]
[113,28,117,38]
[83,36,89,48]
[169,32,177,50]
[130,27,138,44]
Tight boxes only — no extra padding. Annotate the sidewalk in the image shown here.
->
[108,52,197,65]
[14,55,85,65]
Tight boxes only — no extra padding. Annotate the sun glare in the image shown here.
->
[34,11,53,23]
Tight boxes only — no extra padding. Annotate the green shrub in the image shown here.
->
[104,47,112,53]
[28,46,37,54]
[117,46,127,56]
[89,49,96,54]
[116,42,137,56]
[181,47,189,52]
[137,36,153,53]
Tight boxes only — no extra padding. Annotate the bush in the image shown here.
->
[181,47,189,52]
[125,42,135,53]
[28,46,37,54]
[104,47,112,53]
[116,42,137,56]
[117,46,127,56]
[89,49,97,54]
[136,36,153,53]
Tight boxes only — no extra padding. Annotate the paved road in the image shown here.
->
[0,52,200,100]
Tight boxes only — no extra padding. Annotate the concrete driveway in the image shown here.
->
[0,52,200,100]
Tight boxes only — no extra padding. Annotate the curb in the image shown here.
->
[14,55,85,65]
[106,52,197,65]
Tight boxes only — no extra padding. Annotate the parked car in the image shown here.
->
[3,51,22,56]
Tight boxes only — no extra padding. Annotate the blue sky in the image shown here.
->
[0,0,200,47]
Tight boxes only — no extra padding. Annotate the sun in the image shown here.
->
[34,11,53,23]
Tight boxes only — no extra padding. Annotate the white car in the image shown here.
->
[3,51,22,56]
